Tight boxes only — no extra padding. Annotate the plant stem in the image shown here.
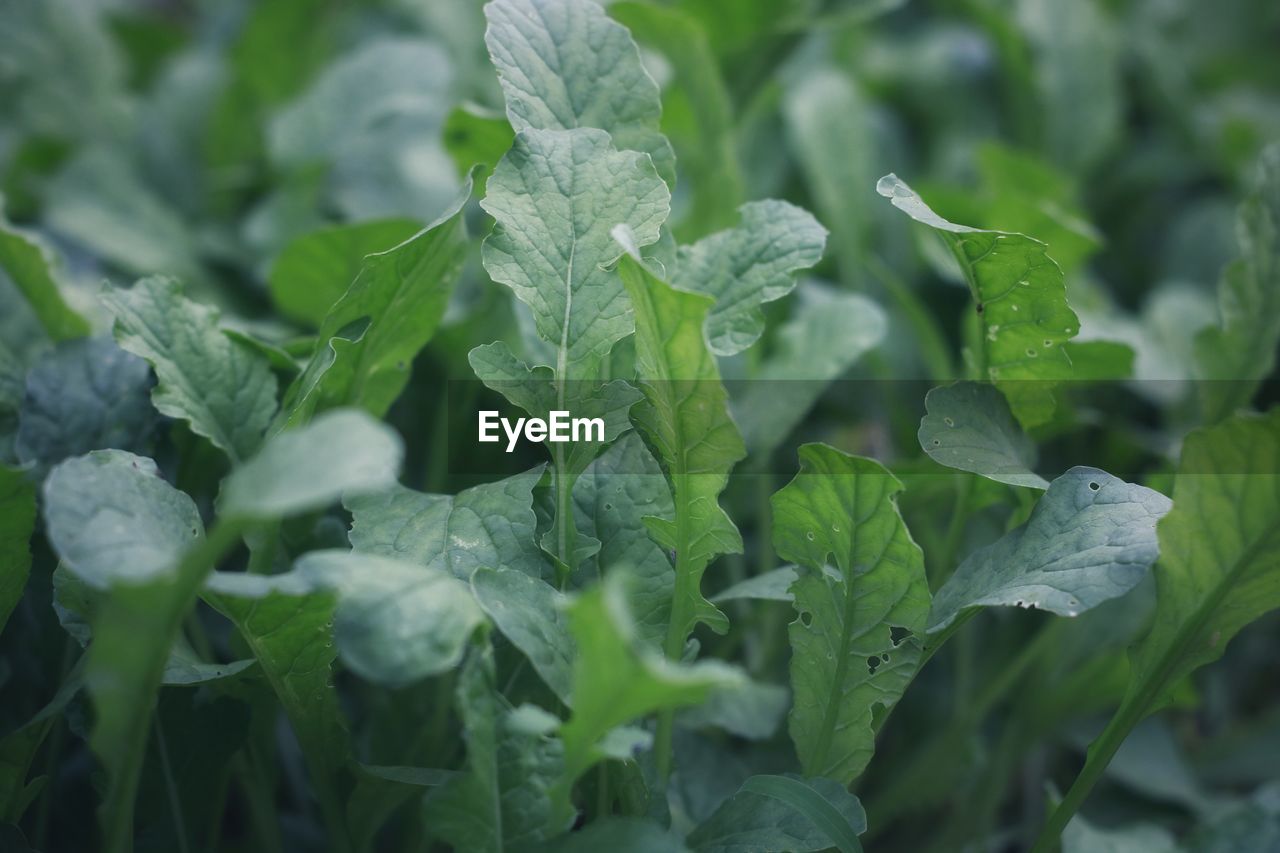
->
[553,445,578,588]
[655,472,695,780]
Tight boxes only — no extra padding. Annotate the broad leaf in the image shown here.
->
[424,641,564,851]
[347,467,548,582]
[43,450,202,590]
[688,774,867,853]
[220,409,402,519]
[484,0,675,186]
[677,680,790,741]
[878,174,1079,426]
[103,276,278,463]
[616,237,746,645]
[15,337,155,473]
[733,283,886,456]
[928,467,1172,633]
[269,217,421,328]
[773,443,929,783]
[481,127,669,379]
[918,381,1049,489]
[472,567,575,706]
[711,567,799,604]
[278,182,471,427]
[673,200,827,356]
[0,466,35,634]
[1195,145,1280,423]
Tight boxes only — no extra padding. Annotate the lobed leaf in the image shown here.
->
[773,443,929,784]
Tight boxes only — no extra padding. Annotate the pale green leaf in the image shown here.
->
[773,443,929,784]
[0,218,89,343]
[43,450,202,590]
[616,240,745,642]
[1062,814,1177,853]
[918,381,1049,489]
[711,567,799,604]
[472,567,575,705]
[102,276,278,463]
[347,467,548,582]
[484,0,675,185]
[278,183,470,427]
[878,173,1079,426]
[928,467,1171,633]
[269,217,421,328]
[220,409,402,520]
[673,200,827,356]
[481,127,669,378]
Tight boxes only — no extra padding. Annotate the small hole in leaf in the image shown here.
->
[932,439,940,446]
[806,531,815,541]
[881,653,890,662]
[1088,481,1100,491]
[603,503,612,511]
[867,656,881,675]
[889,626,911,646]
[799,611,813,627]
[943,417,954,427]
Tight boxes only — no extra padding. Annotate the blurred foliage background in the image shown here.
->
[1,0,1278,851]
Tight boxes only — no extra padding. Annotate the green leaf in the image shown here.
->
[545,817,688,852]
[928,467,1172,633]
[1037,410,1280,848]
[424,641,564,851]
[481,128,670,379]
[615,238,746,646]
[711,566,798,604]
[688,774,866,853]
[553,574,743,821]
[220,409,402,519]
[1062,815,1177,853]
[673,200,827,356]
[269,217,421,329]
[347,467,548,582]
[571,431,674,646]
[102,276,278,463]
[278,182,471,427]
[878,173,1079,426]
[303,550,485,687]
[443,104,515,182]
[0,466,35,635]
[43,450,202,590]
[472,567,575,705]
[733,284,886,456]
[677,680,790,741]
[0,217,89,343]
[484,0,675,186]
[14,337,155,473]
[918,381,1049,489]
[1195,145,1280,423]
[269,38,460,222]
[773,443,929,784]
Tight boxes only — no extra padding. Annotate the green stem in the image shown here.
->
[553,445,578,588]
[154,718,192,853]
[655,472,695,780]
[232,751,284,853]
[865,254,954,383]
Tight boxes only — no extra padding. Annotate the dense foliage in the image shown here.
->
[1,0,1278,851]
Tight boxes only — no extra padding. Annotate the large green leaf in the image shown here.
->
[918,381,1049,489]
[0,218,89,343]
[102,276,278,463]
[484,0,675,186]
[347,468,548,582]
[688,774,867,853]
[481,127,669,379]
[424,641,564,851]
[0,466,35,634]
[1195,145,1280,423]
[672,200,826,356]
[733,283,886,457]
[552,575,742,823]
[268,217,421,328]
[14,337,155,473]
[928,467,1171,633]
[43,450,202,590]
[472,567,575,706]
[220,409,402,519]
[878,174,1078,426]
[773,443,930,784]
[615,238,745,647]
[278,183,471,427]
[1036,410,1280,848]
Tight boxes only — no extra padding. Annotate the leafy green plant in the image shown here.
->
[1,0,1278,851]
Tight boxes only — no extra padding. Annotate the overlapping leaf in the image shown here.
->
[918,381,1049,489]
